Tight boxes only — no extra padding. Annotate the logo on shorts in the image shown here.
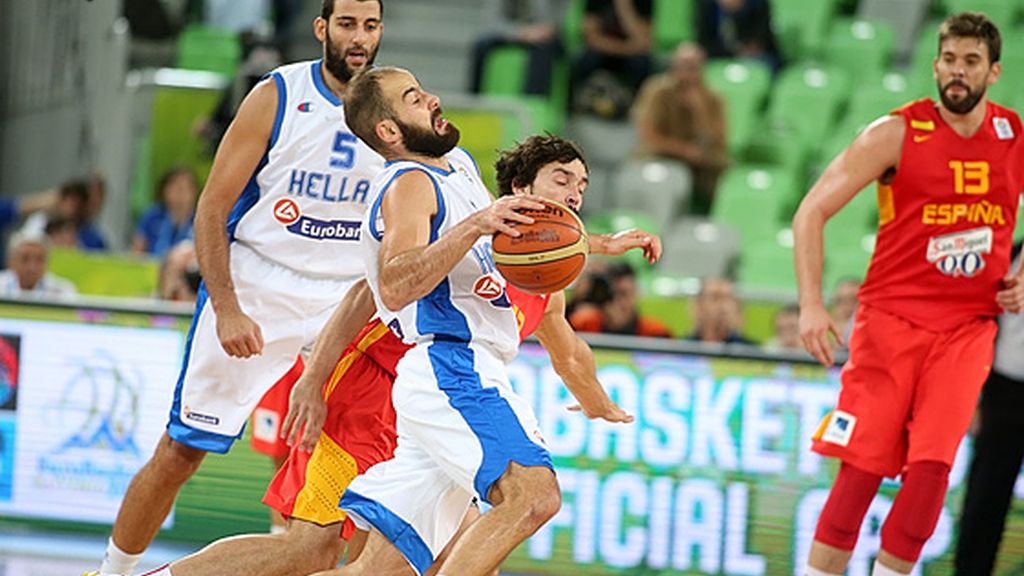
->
[253,408,279,442]
[184,408,220,426]
[820,410,856,447]
[274,198,301,225]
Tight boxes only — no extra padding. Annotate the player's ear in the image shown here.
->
[376,119,401,148]
[988,60,1002,86]
[511,182,531,196]
[313,17,327,43]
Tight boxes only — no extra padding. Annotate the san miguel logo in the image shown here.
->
[274,198,301,225]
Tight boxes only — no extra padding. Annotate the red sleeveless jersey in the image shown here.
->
[507,285,552,341]
[858,98,1024,331]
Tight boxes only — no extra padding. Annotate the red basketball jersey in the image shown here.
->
[858,98,1024,331]
[507,285,552,340]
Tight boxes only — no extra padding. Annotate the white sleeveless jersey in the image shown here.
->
[228,60,385,279]
[361,148,520,363]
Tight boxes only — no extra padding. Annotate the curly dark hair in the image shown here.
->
[939,12,1001,63]
[495,135,588,197]
[321,0,383,20]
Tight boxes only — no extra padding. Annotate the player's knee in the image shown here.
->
[153,436,206,481]
[814,463,883,550]
[881,460,950,562]
[517,469,560,527]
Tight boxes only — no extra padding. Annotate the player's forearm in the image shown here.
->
[792,203,828,306]
[304,279,376,387]
[379,218,483,311]
[553,336,616,411]
[193,201,240,314]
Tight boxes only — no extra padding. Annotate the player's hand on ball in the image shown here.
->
[471,196,545,237]
[996,272,1024,313]
[799,302,843,367]
[216,308,264,358]
[567,401,635,424]
[282,375,327,452]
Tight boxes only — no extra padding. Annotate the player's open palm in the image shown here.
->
[472,196,545,237]
[568,400,635,424]
[800,303,843,366]
[282,374,326,452]
[216,309,264,358]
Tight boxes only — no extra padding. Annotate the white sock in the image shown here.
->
[805,567,842,576]
[138,564,172,576]
[872,560,910,576]
[99,537,144,576]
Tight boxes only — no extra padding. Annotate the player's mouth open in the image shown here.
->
[434,115,448,132]
[346,51,367,64]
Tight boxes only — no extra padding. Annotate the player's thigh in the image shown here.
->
[341,529,416,576]
[283,520,345,566]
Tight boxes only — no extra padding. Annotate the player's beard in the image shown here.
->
[396,111,460,158]
[323,27,377,83]
[938,79,986,114]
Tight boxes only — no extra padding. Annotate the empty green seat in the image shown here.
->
[738,240,798,294]
[176,25,241,78]
[824,186,878,252]
[772,0,836,59]
[704,59,772,154]
[825,18,896,84]
[825,241,874,289]
[711,164,797,249]
[766,62,851,150]
[844,72,918,128]
[480,46,529,96]
[942,0,1017,30]
[653,0,695,52]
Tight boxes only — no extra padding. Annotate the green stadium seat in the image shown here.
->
[844,72,918,128]
[562,0,587,54]
[176,25,241,78]
[704,59,772,154]
[480,45,529,96]
[653,0,695,53]
[738,240,798,294]
[942,0,1018,30]
[765,62,852,150]
[825,18,896,85]
[773,0,837,59]
[824,186,878,253]
[711,164,797,250]
[825,240,874,289]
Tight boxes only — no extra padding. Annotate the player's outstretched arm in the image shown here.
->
[377,171,544,311]
[589,228,662,263]
[282,278,377,452]
[792,115,904,366]
[533,292,634,424]
[194,78,278,358]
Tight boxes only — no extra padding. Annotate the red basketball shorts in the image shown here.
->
[812,303,996,478]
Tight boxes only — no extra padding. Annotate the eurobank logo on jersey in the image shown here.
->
[274,198,361,241]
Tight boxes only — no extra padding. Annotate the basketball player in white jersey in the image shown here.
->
[89,2,385,575]
[320,66,561,576]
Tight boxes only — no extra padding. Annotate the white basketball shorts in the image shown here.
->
[340,341,552,574]
[167,243,358,453]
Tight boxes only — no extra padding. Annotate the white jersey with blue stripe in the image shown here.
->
[361,147,520,363]
[228,60,385,279]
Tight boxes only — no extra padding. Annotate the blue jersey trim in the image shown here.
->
[269,72,286,149]
[166,284,243,454]
[311,60,342,107]
[339,490,433,574]
[383,158,454,175]
[367,167,444,242]
[226,154,268,241]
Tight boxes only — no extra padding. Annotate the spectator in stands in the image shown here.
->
[830,276,861,344]
[0,232,76,298]
[570,261,671,337]
[566,258,610,318]
[44,215,78,249]
[632,42,728,213]
[0,188,59,266]
[468,0,569,97]
[763,304,802,352]
[572,0,654,119]
[132,167,198,257]
[158,240,201,303]
[24,177,109,251]
[696,0,781,72]
[684,276,755,344]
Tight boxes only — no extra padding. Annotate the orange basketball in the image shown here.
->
[492,198,589,295]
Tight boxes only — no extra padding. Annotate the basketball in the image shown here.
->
[492,198,589,295]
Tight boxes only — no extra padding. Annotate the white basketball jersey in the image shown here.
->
[361,148,520,363]
[228,60,385,279]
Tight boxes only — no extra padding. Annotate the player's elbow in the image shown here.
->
[378,284,411,312]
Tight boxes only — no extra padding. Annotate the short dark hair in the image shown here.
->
[495,135,588,197]
[155,166,197,203]
[321,0,384,20]
[938,12,1001,63]
[344,67,401,155]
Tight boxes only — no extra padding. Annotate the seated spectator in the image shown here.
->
[763,304,801,352]
[469,0,567,97]
[159,241,201,303]
[633,42,728,213]
[569,262,671,337]
[0,188,60,266]
[696,0,781,72]
[830,276,861,344]
[132,167,198,257]
[684,276,755,344]
[566,258,610,318]
[0,232,77,298]
[44,215,79,249]
[23,176,109,251]
[572,0,654,119]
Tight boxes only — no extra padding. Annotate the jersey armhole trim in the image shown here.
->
[269,72,287,150]
[367,167,445,242]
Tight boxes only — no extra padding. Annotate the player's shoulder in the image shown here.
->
[268,60,318,82]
